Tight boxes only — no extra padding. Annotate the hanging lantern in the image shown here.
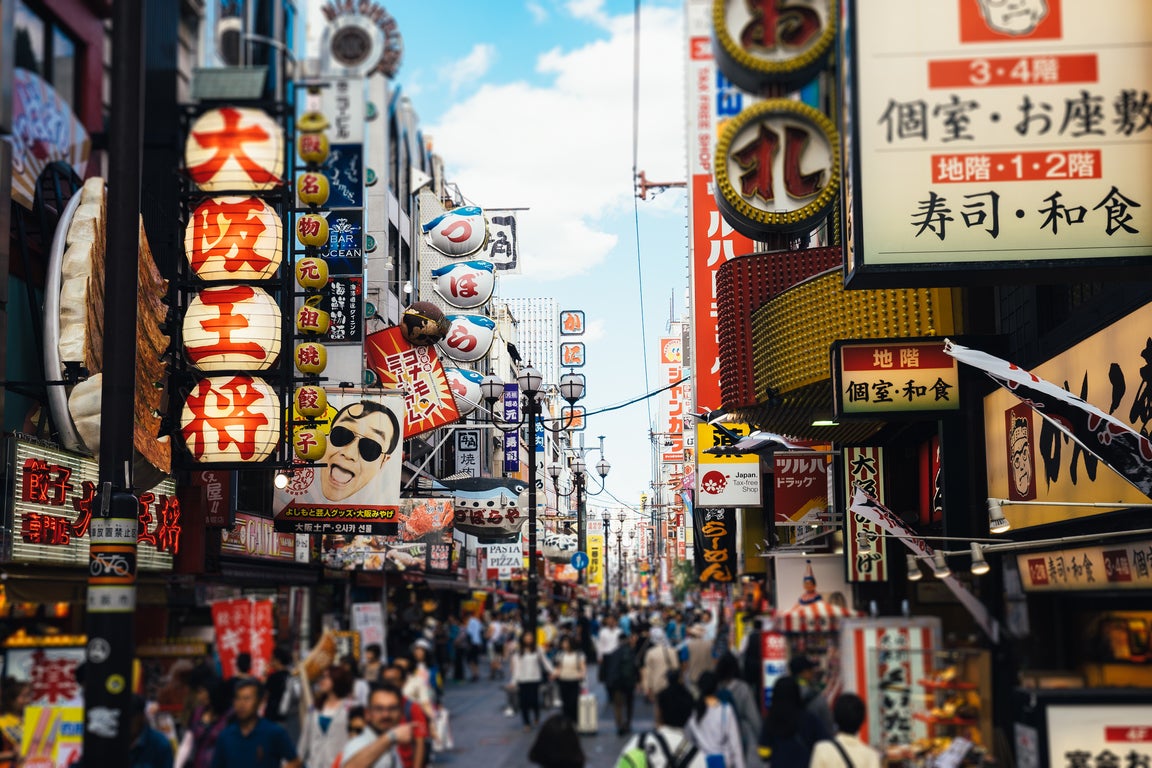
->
[295,257,329,290]
[295,342,328,374]
[294,385,328,418]
[297,171,330,207]
[293,426,327,461]
[183,285,282,371]
[184,107,284,192]
[296,295,331,335]
[449,477,530,542]
[400,301,451,347]
[431,260,496,309]
[422,206,488,257]
[296,213,329,247]
[180,375,280,463]
[184,197,283,281]
[445,367,484,417]
[438,314,496,363]
[297,131,330,165]
[297,111,329,133]
[542,531,578,563]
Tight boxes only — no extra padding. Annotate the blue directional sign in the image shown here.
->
[571,551,590,571]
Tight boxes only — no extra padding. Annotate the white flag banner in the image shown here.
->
[850,488,1000,643]
[944,339,1152,497]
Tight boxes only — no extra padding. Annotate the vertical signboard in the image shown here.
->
[685,0,757,413]
[845,446,889,582]
[503,384,521,474]
[658,336,686,465]
[693,507,736,584]
[455,429,481,477]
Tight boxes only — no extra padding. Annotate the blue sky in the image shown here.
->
[308,1,689,520]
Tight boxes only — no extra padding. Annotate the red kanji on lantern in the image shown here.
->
[296,345,322,367]
[71,480,96,538]
[297,388,321,410]
[190,197,274,275]
[182,377,272,460]
[186,285,269,364]
[297,432,318,452]
[297,216,322,239]
[188,107,282,187]
[298,307,321,328]
[22,458,73,506]
[298,261,323,282]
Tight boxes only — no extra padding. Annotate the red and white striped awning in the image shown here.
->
[774,602,860,633]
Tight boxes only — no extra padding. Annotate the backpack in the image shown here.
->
[616,730,699,768]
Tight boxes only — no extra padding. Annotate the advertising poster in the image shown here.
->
[352,603,386,654]
[365,327,461,437]
[20,705,83,768]
[321,498,454,572]
[274,392,405,535]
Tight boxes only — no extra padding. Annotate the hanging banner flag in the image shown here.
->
[849,488,1000,642]
[248,599,275,679]
[945,339,1152,497]
[844,446,888,582]
[693,507,736,584]
[211,598,252,678]
[365,326,461,436]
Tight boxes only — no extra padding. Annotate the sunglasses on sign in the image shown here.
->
[330,425,384,462]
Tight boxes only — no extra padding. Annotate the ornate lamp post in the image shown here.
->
[481,366,585,639]
[601,509,613,609]
[626,528,636,602]
[548,443,609,587]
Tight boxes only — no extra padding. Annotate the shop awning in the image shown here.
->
[775,602,860,633]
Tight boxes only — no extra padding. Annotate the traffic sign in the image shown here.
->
[571,551,590,570]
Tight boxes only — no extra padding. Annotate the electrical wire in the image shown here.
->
[630,0,654,432]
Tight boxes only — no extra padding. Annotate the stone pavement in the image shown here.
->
[431,666,655,768]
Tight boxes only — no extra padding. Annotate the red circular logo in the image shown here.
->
[701,471,728,495]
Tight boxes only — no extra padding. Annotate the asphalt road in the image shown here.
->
[432,667,656,768]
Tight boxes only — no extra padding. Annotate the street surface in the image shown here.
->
[433,667,655,767]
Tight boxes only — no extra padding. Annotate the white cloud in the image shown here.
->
[426,4,685,281]
[526,1,549,23]
[440,43,497,95]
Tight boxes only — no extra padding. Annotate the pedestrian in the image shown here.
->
[381,664,430,768]
[528,713,585,768]
[348,705,367,738]
[448,617,467,682]
[175,674,232,768]
[363,644,385,686]
[128,694,175,768]
[738,619,763,697]
[264,646,294,729]
[297,665,355,768]
[758,675,829,768]
[336,684,415,768]
[640,626,681,724]
[605,631,639,736]
[810,693,882,768]
[209,679,300,768]
[685,671,744,768]
[715,653,761,768]
[511,630,554,731]
[340,654,372,708]
[552,634,587,723]
[789,655,834,734]
[681,625,715,698]
[465,612,485,683]
[615,681,705,768]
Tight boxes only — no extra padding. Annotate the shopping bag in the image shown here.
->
[432,707,453,752]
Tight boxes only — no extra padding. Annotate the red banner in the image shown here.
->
[248,600,274,679]
[211,599,252,678]
[365,326,460,436]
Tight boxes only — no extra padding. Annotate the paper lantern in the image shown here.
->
[185,107,284,192]
[445,367,484,417]
[400,301,450,347]
[297,131,330,165]
[438,314,496,363]
[431,260,496,309]
[295,342,328,374]
[297,171,330,207]
[296,257,329,289]
[542,531,578,563]
[184,197,283,281]
[183,285,282,371]
[296,296,331,335]
[296,213,329,247]
[180,375,280,463]
[294,385,328,418]
[293,426,327,461]
[449,477,530,542]
[297,111,329,133]
[422,206,488,257]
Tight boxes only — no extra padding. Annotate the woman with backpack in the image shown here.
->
[686,671,745,768]
[759,675,830,767]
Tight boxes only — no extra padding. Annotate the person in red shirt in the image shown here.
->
[380,666,428,768]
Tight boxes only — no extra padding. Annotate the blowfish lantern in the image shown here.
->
[400,301,451,347]
[422,206,488,257]
[431,260,496,309]
[438,314,496,363]
[445,367,484,417]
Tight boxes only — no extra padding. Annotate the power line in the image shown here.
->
[630,0,654,433]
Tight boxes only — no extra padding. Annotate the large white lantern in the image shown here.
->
[438,314,496,363]
[445,367,484,417]
[542,531,578,563]
[183,285,282,371]
[184,107,284,192]
[430,260,496,309]
[450,477,530,542]
[184,196,283,281]
[422,206,488,257]
[180,375,280,462]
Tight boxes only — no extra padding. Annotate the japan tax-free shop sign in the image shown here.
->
[843,0,1152,286]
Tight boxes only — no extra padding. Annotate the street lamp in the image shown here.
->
[481,366,585,639]
[626,528,636,602]
[601,509,613,609]
[548,441,610,587]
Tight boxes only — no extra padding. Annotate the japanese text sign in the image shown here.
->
[844,446,889,582]
[1017,538,1152,592]
[844,0,1152,285]
[9,437,178,570]
[560,310,585,335]
[695,422,761,508]
[365,326,461,437]
[833,339,959,416]
[693,507,736,583]
[659,336,686,465]
[1046,704,1152,768]
[560,342,586,368]
[503,384,521,474]
[774,454,829,525]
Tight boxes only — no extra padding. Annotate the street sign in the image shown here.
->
[570,551,589,571]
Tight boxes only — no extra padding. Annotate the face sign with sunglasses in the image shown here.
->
[320,401,401,501]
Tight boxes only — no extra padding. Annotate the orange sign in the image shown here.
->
[365,326,460,437]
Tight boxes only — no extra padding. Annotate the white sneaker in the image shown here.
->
[503,707,515,717]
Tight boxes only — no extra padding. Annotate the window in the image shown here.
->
[13,1,79,110]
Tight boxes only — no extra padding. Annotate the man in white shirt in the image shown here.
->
[810,693,882,768]
[616,682,705,767]
[340,684,415,768]
[596,613,622,662]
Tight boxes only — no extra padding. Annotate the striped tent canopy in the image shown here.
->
[775,602,861,633]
